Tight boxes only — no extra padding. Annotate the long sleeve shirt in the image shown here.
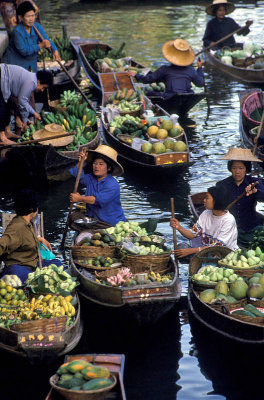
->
[0,216,39,267]
[70,167,126,226]
[0,63,37,121]
[3,22,57,73]
[216,175,264,231]
[203,17,249,48]
[135,64,204,95]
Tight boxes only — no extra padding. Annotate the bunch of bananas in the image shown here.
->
[60,90,79,107]
[149,271,172,284]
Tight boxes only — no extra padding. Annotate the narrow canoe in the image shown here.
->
[71,256,181,325]
[0,295,83,363]
[205,49,264,83]
[148,92,206,116]
[45,353,126,400]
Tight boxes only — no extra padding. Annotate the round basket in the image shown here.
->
[248,298,264,308]
[50,374,117,400]
[121,252,171,274]
[189,246,232,276]
[48,99,68,113]
[230,308,264,326]
[71,245,116,259]
[217,262,264,278]
[208,297,247,312]
[75,258,122,271]
[119,103,142,117]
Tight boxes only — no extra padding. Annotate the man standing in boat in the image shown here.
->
[128,38,204,98]
[203,0,252,49]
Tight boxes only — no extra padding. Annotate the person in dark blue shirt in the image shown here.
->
[217,148,264,247]
[3,1,60,73]
[70,145,126,227]
[203,0,252,49]
[128,38,204,98]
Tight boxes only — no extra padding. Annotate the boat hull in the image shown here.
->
[148,92,206,116]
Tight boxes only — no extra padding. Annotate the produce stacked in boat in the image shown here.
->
[38,35,76,63]
[18,90,97,151]
[219,247,264,269]
[216,41,264,68]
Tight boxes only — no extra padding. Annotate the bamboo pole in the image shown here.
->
[170,198,179,270]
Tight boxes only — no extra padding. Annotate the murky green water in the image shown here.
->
[1,1,264,399]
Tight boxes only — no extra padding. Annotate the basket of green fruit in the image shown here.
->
[118,100,142,117]
[71,232,116,259]
[218,248,264,278]
[74,256,122,271]
[191,265,244,291]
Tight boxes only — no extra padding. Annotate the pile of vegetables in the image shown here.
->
[219,248,264,268]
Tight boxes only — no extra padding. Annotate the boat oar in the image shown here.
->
[0,132,74,150]
[195,22,252,57]
[59,151,87,250]
[170,198,179,269]
[33,25,95,112]
[226,181,259,210]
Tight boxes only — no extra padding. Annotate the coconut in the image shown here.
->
[141,142,152,154]
[161,119,173,131]
[152,142,166,154]
[173,140,187,152]
[163,138,175,150]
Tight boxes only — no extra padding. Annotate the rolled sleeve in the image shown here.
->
[18,81,36,121]
[192,68,204,87]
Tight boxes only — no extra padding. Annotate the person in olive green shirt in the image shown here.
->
[0,190,60,283]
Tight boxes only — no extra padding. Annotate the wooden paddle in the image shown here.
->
[33,25,96,112]
[226,181,259,210]
[195,22,251,57]
[170,198,179,268]
[0,131,74,150]
[59,150,87,250]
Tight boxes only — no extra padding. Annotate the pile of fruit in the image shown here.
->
[117,100,141,113]
[0,280,27,305]
[250,228,264,251]
[123,271,173,287]
[199,279,248,304]
[1,274,22,287]
[79,232,116,247]
[247,272,264,299]
[143,82,166,93]
[55,359,113,391]
[122,243,168,255]
[106,89,144,104]
[39,35,76,62]
[87,42,126,64]
[111,116,148,140]
[106,221,148,243]
[219,248,264,268]
[77,256,120,269]
[58,90,79,107]
[26,264,78,295]
[97,269,173,287]
[192,265,244,284]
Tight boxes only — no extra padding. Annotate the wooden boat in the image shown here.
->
[0,295,83,363]
[239,88,264,162]
[72,40,144,91]
[45,353,126,400]
[148,92,206,116]
[71,255,181,325]
[100,72,194,177]
[205,49,264,83]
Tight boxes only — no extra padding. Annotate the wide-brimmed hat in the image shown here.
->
[219,148,262,162]
[162,39,195,67]
[206,0,235,16]
[86,144,124,176]
[33,123,73,147]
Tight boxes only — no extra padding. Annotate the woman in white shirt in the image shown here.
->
[170,186,238,259]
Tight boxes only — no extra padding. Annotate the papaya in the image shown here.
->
[60,374,74,382]
[82,378,112,391]
[67,360,91,373]
[57,379,73,389]
[57,362,70,375]
[71,386,82,391]
[74,372,84,379]
[81,365,110,380]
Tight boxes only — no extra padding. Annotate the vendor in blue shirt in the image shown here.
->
[128,38,204,98]
[70,145,126,227]
[203,0,252,49]
[216,148,264,247]
[3,1,60,73]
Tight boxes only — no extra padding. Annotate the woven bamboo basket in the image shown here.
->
[118,102,142,117]
[12,316,67,333]
[208,298,247,312]
[50,373,117,400]
[248,298,264,307]
[121,252,171,274]
[230,309,264,325]
[75,258,122,271]
[189,246,232,276]
[48,99,68,113]
[217,262,264,278]
[71,245,116,259]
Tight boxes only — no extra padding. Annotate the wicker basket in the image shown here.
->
[121,252,171,274]
[118,103,142,117]
[12,316,67,333]
[248,298,264,308]
[71,245,116,259]
[217,262,264,278]
[95,263,170,281]
[189,246,232,276]
[230,308,264,325]
[50,373,117,400]
[75,258,122,271]
[208,298,247,312]
[48,99,68,113]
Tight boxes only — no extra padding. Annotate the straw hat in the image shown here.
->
[206,0,235,16]
[219,148,262,162]
[33,123,73,147]
[162,39,195,67]
[86,144,124,176]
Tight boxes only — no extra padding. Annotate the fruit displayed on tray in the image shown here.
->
[219,248,264,268]
[199,279,248,304]
[26,265,78,294]
[117,99,141,113]
[192,265,243,284]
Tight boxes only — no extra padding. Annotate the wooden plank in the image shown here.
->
[155,152,188,165]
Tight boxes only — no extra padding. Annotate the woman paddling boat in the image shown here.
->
[216,148,264,247]
[203,0,252,49]
[69,145,126,229]
[170,185,238,260]
[128,38,204,99]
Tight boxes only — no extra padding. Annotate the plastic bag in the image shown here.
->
[40,243,56,260]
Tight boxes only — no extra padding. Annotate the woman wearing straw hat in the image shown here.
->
[217,148,264,247]
[203,0,252,49]
[69,145,126,227]
[128,39,204,98]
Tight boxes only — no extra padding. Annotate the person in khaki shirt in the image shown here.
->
[0,189,59,283]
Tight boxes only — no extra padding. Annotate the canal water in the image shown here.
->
[1,1,264,399]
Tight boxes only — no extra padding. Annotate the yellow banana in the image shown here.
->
[82,115,87,125]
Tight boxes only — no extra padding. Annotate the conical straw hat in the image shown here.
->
[219,148,262,162]
[162,38,195,67]
[86,144,124,176]
[206,0,235,16]
[33,123,73,147]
